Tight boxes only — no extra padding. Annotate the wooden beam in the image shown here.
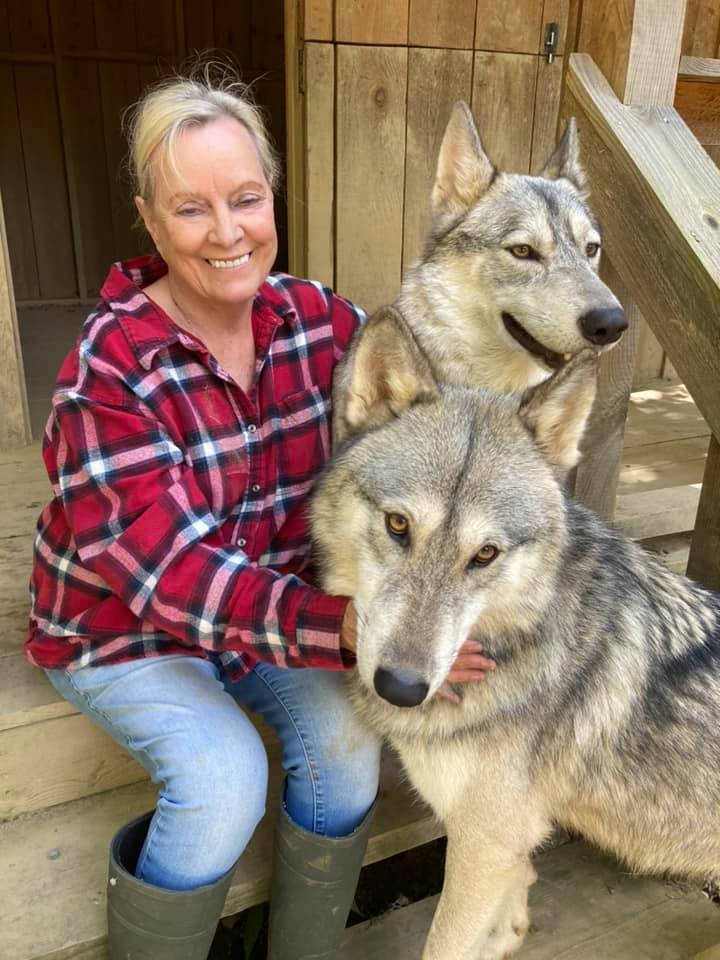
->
[687,435,720,590]
[679,55,720,81]
[577,0,684,105]
[0,192,31,449]
[565,53,720,443]
[283,0,307,277]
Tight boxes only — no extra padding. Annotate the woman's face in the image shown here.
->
[136,115,278,313]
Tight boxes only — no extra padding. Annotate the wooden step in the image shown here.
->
[0,752,439,960]
[338,841,720,959]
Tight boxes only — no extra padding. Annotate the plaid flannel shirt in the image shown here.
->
[27,256,365,680]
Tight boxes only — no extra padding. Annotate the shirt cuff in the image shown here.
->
[294,589,355,670]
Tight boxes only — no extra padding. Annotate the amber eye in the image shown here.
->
[386,513,409,540]
[586,242,600,257]
[509,244,537,259]
[472,544,499,567]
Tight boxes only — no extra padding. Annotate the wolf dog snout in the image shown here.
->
[578,306,627,346]
[374,667,429,708]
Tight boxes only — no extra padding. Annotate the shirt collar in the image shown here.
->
[101,256,296,371]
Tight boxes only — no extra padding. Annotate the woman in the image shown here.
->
[27,69,494,959]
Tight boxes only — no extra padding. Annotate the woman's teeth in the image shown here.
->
[207,254,250,269]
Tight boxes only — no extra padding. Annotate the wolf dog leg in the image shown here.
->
[422,828,539,960]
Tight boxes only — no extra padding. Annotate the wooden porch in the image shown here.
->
[2,0,720,958]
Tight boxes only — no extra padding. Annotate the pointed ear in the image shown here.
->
[540,118,587,196]
[518,350,598,477]
[333,306,440,443]
[431,101,496,232]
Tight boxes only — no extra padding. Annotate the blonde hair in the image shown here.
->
[127,63,279,206]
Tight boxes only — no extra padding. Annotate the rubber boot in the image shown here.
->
[267,799,377,959]
[107,810,237,959]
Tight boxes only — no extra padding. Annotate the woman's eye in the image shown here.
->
[509,244,537,260]
[385,512,409,541]
[177,207,202,217]
[471,544,499,567]
[234,196,262,208]
[585,242,600,257]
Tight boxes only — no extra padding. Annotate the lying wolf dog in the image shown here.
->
[313,308,720,960]
[395,102,627,393]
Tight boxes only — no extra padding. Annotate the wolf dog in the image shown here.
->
[313,308,720,960]
[395,102,627,393]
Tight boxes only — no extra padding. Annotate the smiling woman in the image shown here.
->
[25,65,390,960]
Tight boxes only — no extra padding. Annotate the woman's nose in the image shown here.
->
[209,207,243,247]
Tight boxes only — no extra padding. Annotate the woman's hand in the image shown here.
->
[340,603,358,654]
[436,640,496,704]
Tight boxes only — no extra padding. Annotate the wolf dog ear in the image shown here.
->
[333,306,440,442]
[540,118,587,196]
[431,101,496,231]
[518,350,598,476]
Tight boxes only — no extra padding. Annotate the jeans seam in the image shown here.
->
[250,667,324,834]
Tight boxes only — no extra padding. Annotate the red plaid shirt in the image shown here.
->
[27,256,365,679]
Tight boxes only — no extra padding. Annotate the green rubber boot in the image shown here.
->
[267,799,377,959]
[107,810,237,959]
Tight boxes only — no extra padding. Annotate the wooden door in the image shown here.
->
[290,0,575,313]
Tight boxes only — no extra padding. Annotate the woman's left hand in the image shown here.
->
[436,640,496,704]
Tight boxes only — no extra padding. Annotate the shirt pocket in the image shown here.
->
[274,385,331,501]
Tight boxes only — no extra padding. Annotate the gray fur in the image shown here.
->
[313,311,720,960]
[398,102,624,395]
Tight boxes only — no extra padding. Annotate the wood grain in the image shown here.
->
[305,42,335,288]
[340,842,720,959]
[14,63,77,298]
[682,0,720,58]
[579,0,684,105]
[335,0,409,45]
[0,191,31,448]
[530,55,563,173]
[471,51,538,173]
[304,0,334,41]
[0,63,38,299]
[403,47,473,269]
[336,44,407,312]
[409,0,477,49]
[565,53,720,442]
[687,434,720,589]
[474,0,544,54]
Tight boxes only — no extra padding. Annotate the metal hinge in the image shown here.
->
[544,22,559,64]
[298,45,305,95]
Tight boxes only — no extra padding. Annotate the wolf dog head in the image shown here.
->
[398,103,625,393]
[314,308,597,710]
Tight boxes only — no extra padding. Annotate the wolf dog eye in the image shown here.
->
[508,244,536,260]
[471,544,499,567]
[585,242,600,257]
[386,512,409,541]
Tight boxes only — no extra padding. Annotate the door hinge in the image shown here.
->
[544,22,559,64]
[298,45,306,95]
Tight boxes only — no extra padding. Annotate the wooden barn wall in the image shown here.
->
[301,0,576,313]
[0,0,286,305]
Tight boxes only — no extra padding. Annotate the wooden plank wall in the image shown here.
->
[305,0,575,313]
[0,0,287,306]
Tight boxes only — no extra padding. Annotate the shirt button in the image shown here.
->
[247,424,257,433]
[251,484,261,493]
[238,538,247,547]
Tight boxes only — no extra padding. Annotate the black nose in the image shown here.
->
[578,307,627,345]
[374,667,429,708]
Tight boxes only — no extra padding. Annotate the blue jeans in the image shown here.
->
[46,655,381,891]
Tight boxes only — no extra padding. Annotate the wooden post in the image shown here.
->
[687,436,720,590]
[571,0,685,519]
[0,191,32,449]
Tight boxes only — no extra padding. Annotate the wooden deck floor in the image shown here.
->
[339,841,720,959]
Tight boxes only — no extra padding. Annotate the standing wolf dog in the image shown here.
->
[313,308,720,960]
[394,102,626,393]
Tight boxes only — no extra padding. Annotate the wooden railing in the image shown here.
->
[564,47,720,589]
